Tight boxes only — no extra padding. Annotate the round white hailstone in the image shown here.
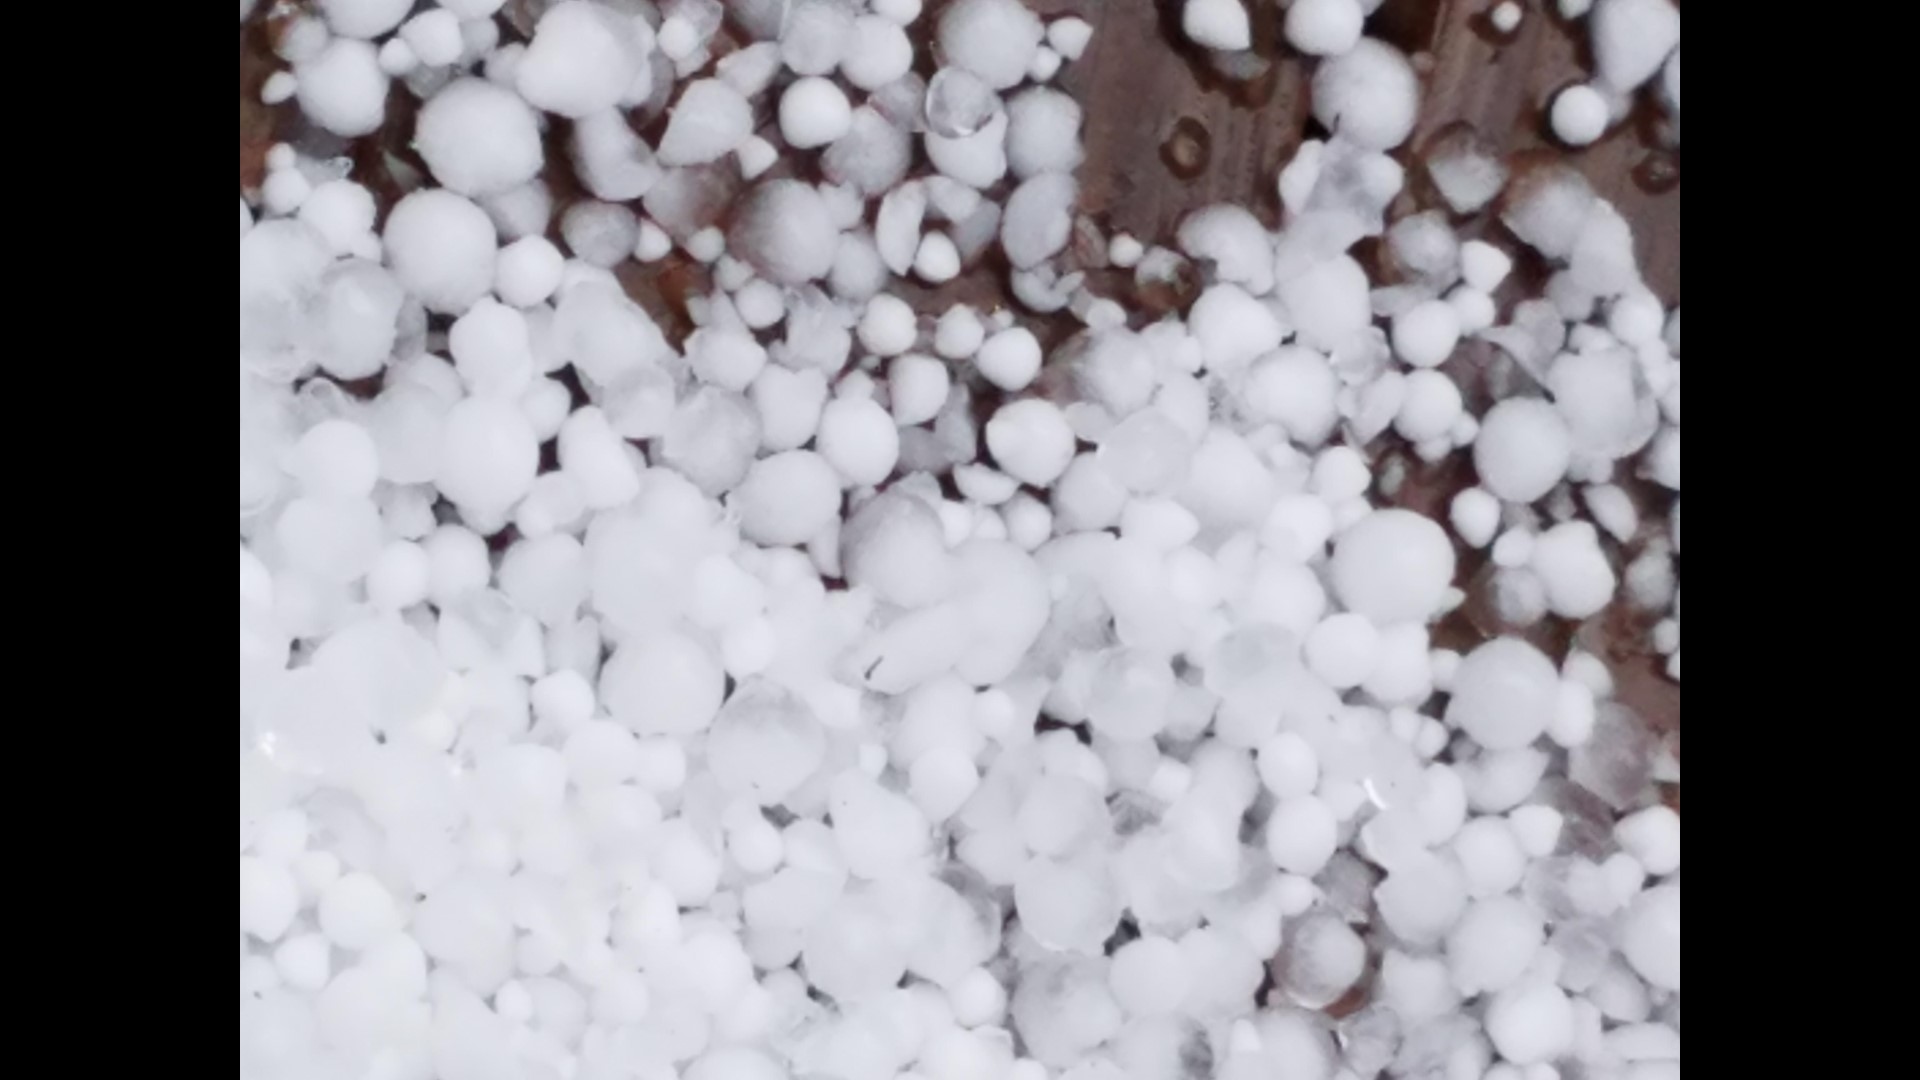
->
[1551,84,1611,147]
[1048,16,1094,60]
[734,451,842,547]
[1614,806,1681,876]
[557,407,641,510]
[858,294,918,357]
[274,933,332,991]
[1506,804,1562,859]
[1529,523,1616,619]
[1285,0,1363,56]
[1050,455,1126,531]
[1279,254,1372,353]
[1452,817,1526,898]
[1607,291,1666,347]
[1245,346,1339,446]
[1266,796,1339,876]
[1376,857,1468,946]
[1392,300,1463,368]
[842,492,956,608]
[734,279,786,330]
[779,77,853,151]
[376,36,419,76]
[239,857,299,942]
[1619,884,1680,990]
[986,399,1077,487]
[295,38,388,137]
[818,397,901,487]
[708,680,827,806]
[516,0,648,118]
[384,189,497,315]
[494,236,564,308]
[533,669,597,729]
[889,355,952,425]
[1447,638,1558,751]
[294,419,380,499]
[1257,732,1320,801]
[1086,648,1175,740]
[976,327,1043,391]
[1006,89,1085,180]
[400,9,463,67]
[1108,233,1144,268]
[873,0,924,24]
[782,0,855,76]
[437,396,538,517]
[1015,857,1123,955]
[318,872,400,950]
[275,496,383,583]
[1396,370,1465,444]
[730,181,839,285]
[1328,509,1456,625]
[1182,0,1252,51]
[1590,0,1681,92]
[914,232,964,284]
[939,0,1046,90]
[1475,399,1572,503]
[1281,913,1367,1007]
[298,180,375,255]
[1446,894,1544,995]
[318,0,411,39]
[1460,240,1513,293]
[936,305,988,359]
[1485,982,1575,1066]
[1190,284,1284,375]
[1109,936,1192,1018]
[450,298,534,397]
[601,632,724,737]
[1001,173,1078,270]
[1449,487,1501,549]
[1447,285,1497,335]
[414,78,543,198]
[689,329,768,394]
[949,967,1008,1027]
[367,540,430,610]
[843,16,915,90]
[910,746,980,821]
[1304,612,1381,690]
[262,166,311,217]
[1311,38,1420,151]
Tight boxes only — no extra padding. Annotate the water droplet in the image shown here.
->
[1161,117,1211,180]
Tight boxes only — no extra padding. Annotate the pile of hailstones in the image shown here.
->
[240,2,1681,1080]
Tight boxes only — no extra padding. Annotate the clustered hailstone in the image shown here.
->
[243,1,1681,1079]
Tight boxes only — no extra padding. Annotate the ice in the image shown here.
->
[661,79,755,165]
[1327,508,1455,625]
[939,0,1045,90]
[986,399,1076,487]
[840,491,957,608]
[660,387,761,497]
[1590,0,1681,92]
[1311,39,1418,151]
[239,856,300,942]
[1618,883,1680,990]
[823,107,914,196]
[516,0,651,118]
[1006,88,1085,180]
[1182,0,1252,51]
[1108,935,1191,1017]
[818,397,901,487]
[731,181,840,285]
[1445,894,1544,996]
[1001,173,1078,270]
[1424,127,1508,215]
[1178,205,1274,295]
[1474,398,1572,504]
[382,190,497,317]
[1011,958,1124,1067]
[1286,0,1364,56]
[1549,346,1659,460]
[318,0,411,38]
[1190,284,1284,376]
[570,110,662,202]
[295,38,388,137]
[829,770,931,880]
[415,78,543,198]
[709,678,828,807]
[926,109,1010,189]
[1569,704,1659,810]
[1278,254,1371,354]
[1278,912,1367,1008]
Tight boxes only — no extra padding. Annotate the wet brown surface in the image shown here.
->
[241,0,1678,739]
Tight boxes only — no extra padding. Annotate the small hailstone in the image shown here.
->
[295,419,380,499]
[939,0,1046,90]
[400,8,463,67]
[1490,1,1523,33]
[1286,0,1364,56]
[1460,240,1513,292]
[260,70,298,104]
[1266,796,1339,875]
[1001,173,1078,270]
[1448,637,1558,750]
[1396,370,1465,443]
[261,167,312,216]
[1312,38,1420,150]
[734,451,842,547]
[976,327,1043,392]
[1529,522,1616,618]
[1614,804,1681,877]
[859,295,919,358]
[1007,89,1086,180]
[1491,528,1533,568]
[516,0,649,118]
[657,15,701,61]
[986,399,1076,487]
[1590,0,1682,93]
[1475,399,1572,503]
[1047,16,1094,61]
[317,0,411,40]
[1108,234,1144,268]
[1486,982,1575,1066]
[779,77,853,151]
[295,38,388,137]
[1029,45,1062,82]
[661,79,755,165]
[1329,509,1456,625]
[634,219,673,262]
[415,78,544,198]
[1182,0,1252,51]
[1304,612,1381,689]
[384,189,497,315]
[1551,84,1611,147]
[494,236,564,308]
[1449,487,1502,548]
[914,233,963,284]
[1448,286,1497,334]
[1392,299,1463,368]
[843,15,915,90]
[818,397,902,487]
